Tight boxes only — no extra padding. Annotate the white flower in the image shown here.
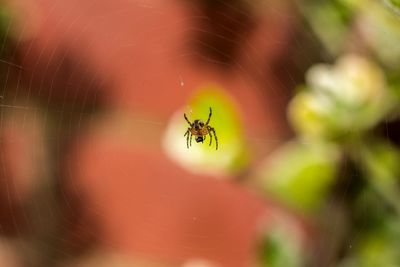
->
[289,54,392,139]
[306,54,385,107]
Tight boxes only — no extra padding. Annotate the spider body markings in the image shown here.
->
[184,108,218,150]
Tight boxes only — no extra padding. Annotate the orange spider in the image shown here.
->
[184,107,218,150]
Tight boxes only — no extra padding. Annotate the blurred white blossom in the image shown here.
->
[289,54,393,140]
[306,55,385,106]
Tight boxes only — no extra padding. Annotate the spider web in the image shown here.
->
[0,1,377,267]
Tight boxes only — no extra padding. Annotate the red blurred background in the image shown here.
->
[0,0,305,266]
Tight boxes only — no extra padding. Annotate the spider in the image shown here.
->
[184,107,218,150]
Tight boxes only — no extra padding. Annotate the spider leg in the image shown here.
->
[208,126,218,150]
[189,133,193,147]
[185,130,190,148]
[208,131,212,146]
[205,107,212,125]
[184,113,192,126]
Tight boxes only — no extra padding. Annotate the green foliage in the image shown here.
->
[258,222,307,267]
[0,5,12,40]
[258,53,400,266]
[383,0,400,15]
[338,217,400,267]
[357,141,400,214]
[0,5,15,65]
[260,142,339,214]
[358,0,400,69]
[301,0,353,55]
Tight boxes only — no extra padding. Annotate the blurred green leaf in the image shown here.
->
[259,142,339,214]
[0,6,11,37]
[258,221,307,267]
[362,141,400,183]
[383,0,400,15]
[357,0,400,68]
[0,5,15,60]
[358,140,400,215]
[302,0,352,55]
[353,188,389,230]
[338,217,400,267]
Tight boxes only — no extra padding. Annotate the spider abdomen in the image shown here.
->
[195,136,204,143]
